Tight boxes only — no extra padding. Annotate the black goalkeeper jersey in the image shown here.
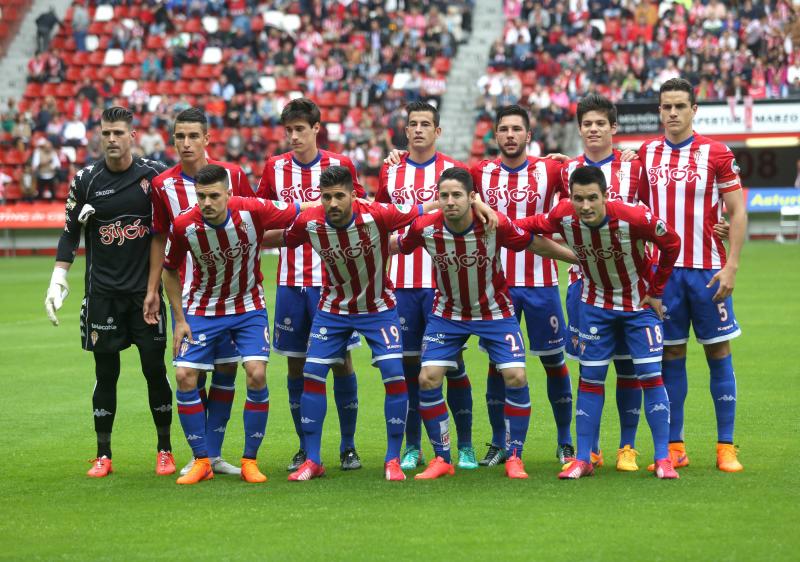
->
[56,157,168,296]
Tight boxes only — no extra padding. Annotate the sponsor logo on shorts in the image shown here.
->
[422,332,446,345]
[91,323,116,331]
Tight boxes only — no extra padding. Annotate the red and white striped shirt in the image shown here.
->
[283,200,422,315]
[164,197,299,316]
[151,159,254,302]
[638,133,741,269]
[471,156,565,287]
[397,212,532,321]
[376,152,467,289]
[256,150,365,287]
[561,150,648,284]
[516,199,681,312]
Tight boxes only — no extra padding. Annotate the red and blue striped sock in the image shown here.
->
[176,388,207,458]
[615,359,641,449]
[381,368,408,462]
[333,372,358,452]
[504,385,531,458]
[419,387,451,463]
[576,373,606,464]
[243,386,269,459]
[206,371,235,458]
[446,361,472,448]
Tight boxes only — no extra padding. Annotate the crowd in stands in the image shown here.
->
[475,0,800,157]
[1,0,472,202]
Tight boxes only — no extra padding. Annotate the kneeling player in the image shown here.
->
[163,164,303,484]
[394,167,578,480]
[516,166,681,479]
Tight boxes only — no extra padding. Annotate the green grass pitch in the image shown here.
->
[1,243,798,560]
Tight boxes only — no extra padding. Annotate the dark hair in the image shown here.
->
[437,166,473,193]
[196,164,229,188]
[495,105,530,131]
[569,165,607,194]
[101,106,133,126]
[281,97,321,127]
[319,165,353,190]
[576,93,617,125]
[175,107,208,132]
[405,101,440,127]
[659,77,696,106]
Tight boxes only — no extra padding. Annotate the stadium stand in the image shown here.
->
[0,0,471,202]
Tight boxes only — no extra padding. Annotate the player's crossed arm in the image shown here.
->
[526,235,578,264]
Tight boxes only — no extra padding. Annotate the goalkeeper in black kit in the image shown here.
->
[45,106,175,478]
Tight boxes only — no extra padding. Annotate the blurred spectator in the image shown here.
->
[225,129,245,160]
[139,125,166,159]
[35,8,61,54]
[76,78,99,106]
[62,116,87,147]
[21,163,37,203]
[142,53,165,82]
[342,138,366,171]
[86,125,103,161]
[71,1,89,53]
[2,99,18,134]
[31,138,61,199]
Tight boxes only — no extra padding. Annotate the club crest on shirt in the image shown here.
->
[616,170,627,185]
[693,150,704,164]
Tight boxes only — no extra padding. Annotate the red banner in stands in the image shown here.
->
[0,203,65,229]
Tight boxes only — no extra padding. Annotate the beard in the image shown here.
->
[499,142,526,160]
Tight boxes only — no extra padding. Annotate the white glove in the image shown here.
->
[45,267,69,326]
[78,204,95,224]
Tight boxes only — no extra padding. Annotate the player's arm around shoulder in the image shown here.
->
[393,213,430,255]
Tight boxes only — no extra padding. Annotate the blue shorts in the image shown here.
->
[172,307,241,364]
[662,267,741,345]
[272,286,360,358]
[566,280,630,361]
[306,308,403,366]
[396,288,436,356]
[509,286,566,355]
[175,309,271,370]
[578,302,663,367]
[422,315,527,370]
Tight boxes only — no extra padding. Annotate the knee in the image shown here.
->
[215,362,238,376]
[331,360,349,377]
[287,357,304,378]
[704,341,731,361]
[502,368,527,388]
[418,367,443,390]
[175,368,198,391]
[244,362,266,389]
[663,344,687,361]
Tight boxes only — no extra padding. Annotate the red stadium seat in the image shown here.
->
[88,51,105,66]
[55,82,76,98]
[3,182,22,202]
[41,83,59,97]
[23,83,42,99]
[318,91,336,108]
[189,81,210,95]
[184,19,204,34]
[72,51,90,66]
[145,35,164,50]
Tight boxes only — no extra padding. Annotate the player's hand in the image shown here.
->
[77,204,96,224]
[143,290,161,325]
[543,153,569,162]
[383,149,406,166]
[473,198,498,231]
[713,218,730,241]
[707,265,736,302]
[619,149,639,162]
[44,267,69,326]
[640,295,664,319]
[172,320,192,358]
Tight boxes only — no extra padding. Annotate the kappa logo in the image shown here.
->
[453,409,472,416]
[93,408,113,417]
[486,399,504,406]
[553,397,572,404]
[152,404,172,413]
[387,417,405,425]
[342,401,359,410]
[625,408,641,415]
[300,417,316,424]
[575,409,589,417]
[186,434,202,441]
[212,426,227,432]
[249,432,265,439]
[649,403,669,413]
[717,395,736,402]
[289,403,301,410]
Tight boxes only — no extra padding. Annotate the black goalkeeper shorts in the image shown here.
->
[80,294,167,353]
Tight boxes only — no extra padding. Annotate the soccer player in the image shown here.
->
[638,78,746,472]
[263,165,485,482]
[162,164,304,485]
[516,166,682,480]
[375,101,476,471]
[393,167,578,480]
[561,94,646,471]
[45,106,174,478]
[144,107,254,477]
[256,98,365,471]
[471,105,575,465]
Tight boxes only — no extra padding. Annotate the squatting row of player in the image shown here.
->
[45,77,745,483]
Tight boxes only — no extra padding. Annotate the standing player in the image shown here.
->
[263,165,445,482]
[516,166,682,480]
[638,78,746,472]
[163,164,304,485]
[144,107,254,477]
[561,94,646,471]
[45,106,174,478]
[375,101,476,471]
[256,98,364,471]
[393,167,578,480]
[471,105,575,465]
